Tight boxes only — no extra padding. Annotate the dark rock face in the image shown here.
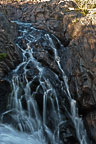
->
[69,23,96,143]
[0,13,21,78]
[12,26,80,143]
[0,80,11,114]
[0,13,17,40]
[0,13,22,115]
[0,0,96,143]
[0,0,81,46]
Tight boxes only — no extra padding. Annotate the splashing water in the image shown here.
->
[0,21,88,144]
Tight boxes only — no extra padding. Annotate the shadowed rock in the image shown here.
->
[0,0,96,143]
[0,13,22,115]
[0,13,21,78]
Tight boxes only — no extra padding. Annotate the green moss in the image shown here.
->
[0,53,7,60]
[81,9,89,16]
[72,18,78,23]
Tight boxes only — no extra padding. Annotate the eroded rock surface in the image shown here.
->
[0,13,21,78]
[0,13,21,114]
[68,17,96,143]
[0,0,96,143]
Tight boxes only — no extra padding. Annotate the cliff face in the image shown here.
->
[0,0,96,143]
[0,13,21,114]
[0,13,21,78]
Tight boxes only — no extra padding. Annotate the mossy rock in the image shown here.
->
[0,53,7,60]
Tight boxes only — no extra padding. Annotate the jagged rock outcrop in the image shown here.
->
[68,16,96,143]
[0,0,96,143]
[0,0,81,45]
[0,13,21,78]
[0,13,21,114]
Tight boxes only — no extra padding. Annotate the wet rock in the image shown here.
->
[0,13,21,79]
[68,15,96,143]
[0,80,11,114]
[0,0,81,46]
[0,13,22,123]
[85,112,96,143]
[0,0,96,143]
[60,121,79,144]
[11,24,80,143]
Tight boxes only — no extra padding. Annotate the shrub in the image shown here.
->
[75,0,96,9]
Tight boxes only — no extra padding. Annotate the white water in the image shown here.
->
[0,124,46,144]
[0,21,88,144]
[45,34,87,144]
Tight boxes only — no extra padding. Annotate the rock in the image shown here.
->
[0,0,96,143]
[0,0,81,46]
[0,13,22,119]
[0,80,11,114]
[0,13,17,40]
[0,13,21,79]
[85,112,96,143]
[11,25,80,143]
[67,14,96,143]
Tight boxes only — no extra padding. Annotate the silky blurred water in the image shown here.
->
[0,124,46,144]
[0,21,88,144]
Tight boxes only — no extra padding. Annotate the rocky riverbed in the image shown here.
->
[0,0,96,143]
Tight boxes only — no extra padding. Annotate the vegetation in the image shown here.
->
[1,0,96,16]
[72,18,78,24]
[74,0,96,9]
[74,0,96,16]
[0,0,41,3]
[1,0,96,8]
[0,53,7,60]
[81,9,89,16]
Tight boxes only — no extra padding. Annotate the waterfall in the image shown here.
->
[0,21,88,144]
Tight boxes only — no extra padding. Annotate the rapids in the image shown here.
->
[0,21,88,144]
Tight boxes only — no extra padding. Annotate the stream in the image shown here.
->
[0,21,88,144]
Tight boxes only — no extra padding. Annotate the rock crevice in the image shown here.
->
[0,0,96,143]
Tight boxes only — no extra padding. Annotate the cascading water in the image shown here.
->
[0,21,88,144]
